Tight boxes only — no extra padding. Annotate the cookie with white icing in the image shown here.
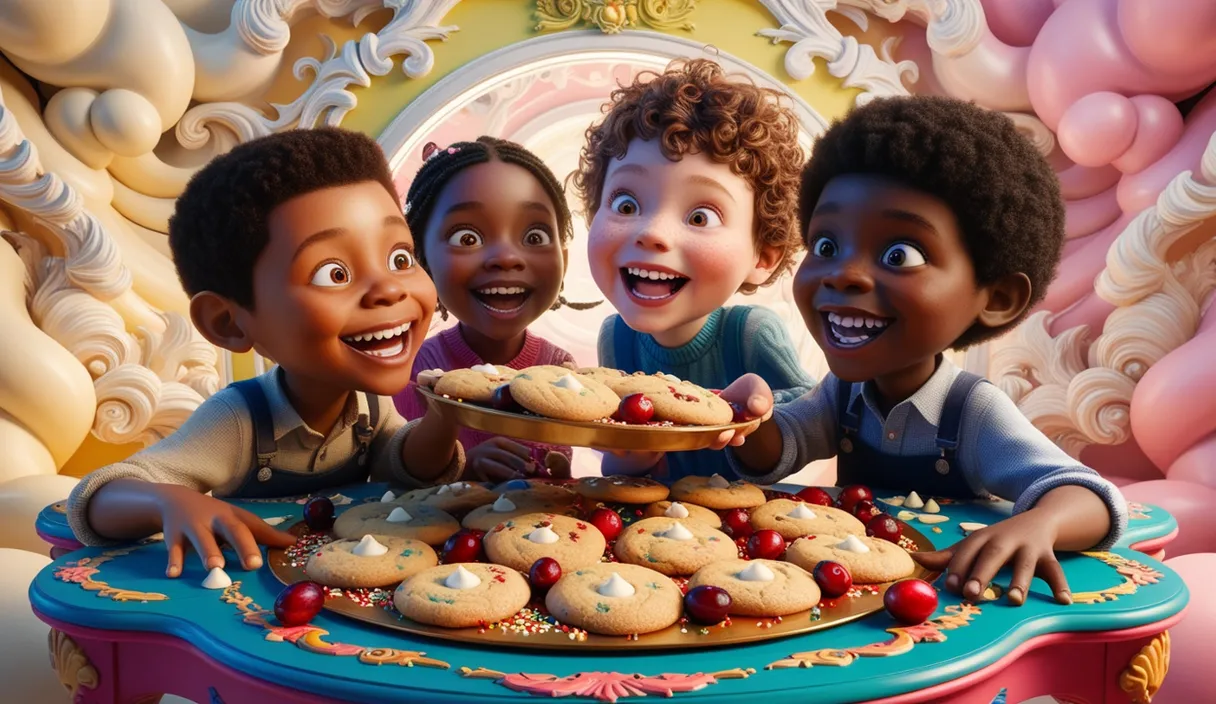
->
[544,563,682,635]
[306,535,437,588]
[612,517,737,576]
[574,476,669,504]
[333,502,460,547]
[642,500,722,528]
[394,563,530,628]
[508,367,619,422]
[749,498,866,540]
[783,534,915,584]
[482,512,606,574]
[668,474,766,509]
[687,558,820,616]
[461,491,578,532]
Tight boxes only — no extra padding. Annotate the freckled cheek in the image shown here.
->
[681,237,753,281]
[586,220,627,278]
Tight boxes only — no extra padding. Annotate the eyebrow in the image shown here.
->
[810,203,939,235]
[686,174,736,204]
[293,215,408,261]
[608,163,648,179]
[443,200,553,216]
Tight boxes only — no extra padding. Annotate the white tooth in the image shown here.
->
[865,319,874,328]
[647,270,659,280]
[844,316,856,327]
[828,312,840,324]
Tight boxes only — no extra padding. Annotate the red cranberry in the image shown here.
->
[491,384,519,412]
[836,485,874,512]
[813,560,853,598]
[684,585,732,624]
[866,513,902,543]
[442,530,483,563]
[884,579,938,625]
[746,529,785,560]
[853,500,881,521]
[274,580,326,626]
[588,507,623,541]
[302,496,335,532]
[795,487,833,506]
[617,394,655,424]
[528,557,562,592]
[721,508,753,539]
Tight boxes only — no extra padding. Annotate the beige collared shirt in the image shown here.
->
[68,369,464,546]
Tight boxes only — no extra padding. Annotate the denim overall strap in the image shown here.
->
[230,379,276,476]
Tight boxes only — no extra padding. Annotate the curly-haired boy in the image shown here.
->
[573,58,815,480]
[68,128,465,578]
[728,96,1127,607]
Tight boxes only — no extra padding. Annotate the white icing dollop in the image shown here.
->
[737,561,776,582]
[444,565,481,590]
[664,502,690,519]
[835,535,871,553]
[526,525,560,544]
[380,490,396,503]
[787,503,817,520]
[923,498,941,514]
[386,507,412,523]
[659,373,681,382]
[597,572,636,597]
[904,491,925,509]
[438,481,468,495]
[352,534,389,557]
[470,363,500,375]
[263,516,289,526]
[660,522,695,541]
[202,567,232,590]
[552,373,585,392]
[707,474,730,489]
[492,495,517,513]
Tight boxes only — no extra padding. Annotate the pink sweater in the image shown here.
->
[395,325,576,463]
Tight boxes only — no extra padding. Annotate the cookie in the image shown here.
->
[749,499,866,540]
[461,492,579,532]
[642,500,722,528]
[668,474,766,509]
[612,517,737,576]
[575,476,670,504]
[483,513,607,574]
[305,535,437,589]
[433,367,515,404]
[687,559,821,617]
[394,563,530,628]
[492,479,580,505]
[508,367,619,422]
[575,366,626,384]
[607,374,733,426]
[333,502,460,547]
[783,534,916,584]
[544,563,682,636]
[398,481,496,514]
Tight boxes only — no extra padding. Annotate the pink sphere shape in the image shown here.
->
[1057,92,1138,167]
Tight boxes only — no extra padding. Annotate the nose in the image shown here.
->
[484,241,526,271]
[821,257,875,294]
[634,221,672,253]
[361,272,409,308]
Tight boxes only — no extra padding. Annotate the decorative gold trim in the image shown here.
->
[535,0,696,34]
[54,546,169,603]
[458,666,752,701]
[221,584,449,669]
[1072,552,1163,605]
[48,629,99,700]
[1120,631,1170,704]
[1128,502,1153,521]
[766,603,981,669]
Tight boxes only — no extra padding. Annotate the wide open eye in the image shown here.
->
[610,192,639,215]
[686,207,722,228]
[310,261,351,287]
[388,247,415,271]
[447,229,483,247]
[881,243,926,268]
[523,228,553,246]
[810,236,838,259]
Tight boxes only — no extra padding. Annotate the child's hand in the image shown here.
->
[711,374,774,450]
[544,451,573,480]
[154,484,295,579]
[911,509,1071,606]
[599,450,664,476]
[466,437,534,482]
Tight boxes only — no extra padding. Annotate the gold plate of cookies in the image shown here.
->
[415,365,766,452]
[267,481,939,652]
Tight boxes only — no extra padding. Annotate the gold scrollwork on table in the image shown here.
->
[1071,552,1163,605]
[1128,502,1152,521]
[459,666,753,702]
[221,584,449,669]
[54,546,169,603]
[535,0,696,34]
[1120,631,1170,704]
[766,603,982,669]
[48,629,99,700]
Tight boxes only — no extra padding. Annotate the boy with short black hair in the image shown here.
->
[68,127,464,579]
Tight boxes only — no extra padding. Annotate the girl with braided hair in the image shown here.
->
[393,136,592,481]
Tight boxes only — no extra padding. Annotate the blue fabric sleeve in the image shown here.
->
[741,306,816,404]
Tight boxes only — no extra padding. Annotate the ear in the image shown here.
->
[743,243,783,286]
[976,272,1033,329]
[189,292,256,353]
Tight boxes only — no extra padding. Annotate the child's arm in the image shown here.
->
[372,402,465,487]
[912,383,1127,606]
[741,307,817,404]
[725,375,840,483]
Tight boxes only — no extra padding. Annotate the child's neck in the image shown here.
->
[458,322,527,365]
[279,369,353,435]
[649,313,711,349]
[870,355,942,416]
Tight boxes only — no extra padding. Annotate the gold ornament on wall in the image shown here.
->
[535,0,695,34]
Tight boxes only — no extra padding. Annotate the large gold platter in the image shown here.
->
[268,519,937,652]
[418,387,766,452]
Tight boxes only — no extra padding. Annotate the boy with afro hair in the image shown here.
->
[727,96,1126,607]
[68,128,465,579]
[574,58,815,480]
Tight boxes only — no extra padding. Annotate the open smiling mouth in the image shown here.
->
[822,311,894,349]
[471,285,532,315]
[621,267,689,302]
[341,322,412,359]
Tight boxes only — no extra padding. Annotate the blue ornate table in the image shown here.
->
[30,485,1186,704]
